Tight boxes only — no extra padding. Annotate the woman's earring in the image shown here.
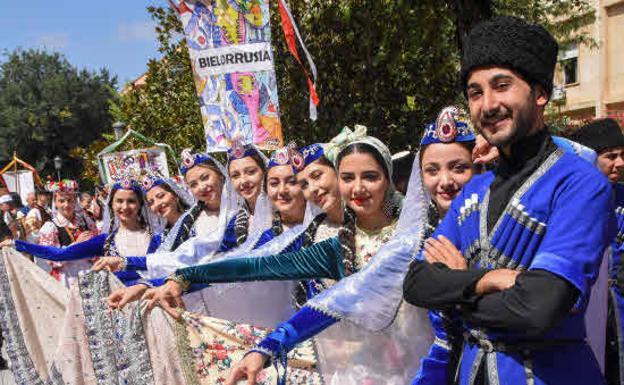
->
[382,190,395,218]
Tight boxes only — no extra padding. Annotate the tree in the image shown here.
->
[107,0,595,163]
[0,49,116,184]
[109,6,204,151]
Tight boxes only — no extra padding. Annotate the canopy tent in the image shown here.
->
[97,129,178,184]
[0,153,43,205]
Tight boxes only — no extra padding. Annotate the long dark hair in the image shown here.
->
[229,152,267,246]
[103,187,147,254]
[335,142,392,276]
[171,200,205,251]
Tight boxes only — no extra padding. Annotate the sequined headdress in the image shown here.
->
[226,136,262,162]
[180,148,215,176]
[268,142,305,174]
[299,143,326,169]
[420,106,476,146]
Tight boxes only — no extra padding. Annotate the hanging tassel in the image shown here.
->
[277,0,320,120]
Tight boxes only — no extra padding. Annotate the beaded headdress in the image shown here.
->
[420,106,475,146]
[268,142,305,173]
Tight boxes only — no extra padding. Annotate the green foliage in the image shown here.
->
[0,49,116,182]
[271,0,460,151]
[107,0,596,157]
[110,6,204,153]
[495,1,596,50]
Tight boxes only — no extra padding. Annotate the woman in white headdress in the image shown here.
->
[150,125,431,384]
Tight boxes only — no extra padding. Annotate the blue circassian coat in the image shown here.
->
[421,148,613,385]
[607,183,624,383]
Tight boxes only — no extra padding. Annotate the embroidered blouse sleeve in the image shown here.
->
[176,237,344,285]
[15,233,107,261]
[37,222,60,247]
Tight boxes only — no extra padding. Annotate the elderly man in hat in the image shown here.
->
[573,118,624,384]
[404,16,614,385]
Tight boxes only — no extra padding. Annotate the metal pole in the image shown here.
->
[13,152,20,198]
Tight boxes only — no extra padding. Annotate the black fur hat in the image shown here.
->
[460,16,558,97]
[573,118,624,153]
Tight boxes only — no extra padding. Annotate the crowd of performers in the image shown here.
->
[0,16,623,385]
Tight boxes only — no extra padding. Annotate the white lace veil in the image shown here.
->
[149,178,196,253]
[192,202,325,328]
[141,148,272,279]
[170,148,321,328]
[141,153,237,278]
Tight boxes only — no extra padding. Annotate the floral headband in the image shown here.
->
[420,106,475,146]
[45,179,79,194]
[180,148,213,175]
[268,142,305,173]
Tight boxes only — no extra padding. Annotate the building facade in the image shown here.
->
[554,0,624,125]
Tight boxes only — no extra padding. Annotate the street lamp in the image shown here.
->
[113,121,126,140]
[53,156,62,181]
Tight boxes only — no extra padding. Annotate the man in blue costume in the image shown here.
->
[572,118,624,385]
[403,16,614,385]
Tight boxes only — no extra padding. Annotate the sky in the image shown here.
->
[0,0,170,86]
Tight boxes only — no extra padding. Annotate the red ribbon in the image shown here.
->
[278,0,319,119]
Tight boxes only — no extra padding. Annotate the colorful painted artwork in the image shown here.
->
[171,0,283,151]
[100,148,169,184]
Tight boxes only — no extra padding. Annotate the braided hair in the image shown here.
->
[334,141,397,275]
[292,212,328,308]
[338,206,358,275]
[171,201,206,251]
[234,205,250,246]
[271,210,284,237]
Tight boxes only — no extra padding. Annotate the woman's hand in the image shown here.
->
[92,257,124,272]
[0,239,15,248]
[472,134,500,165]
[73,231,96,244]
[142,280,186,319]
[107,284,149,309]
[225,352,268,385]
[424,235,467,270]
[475,269,521,295]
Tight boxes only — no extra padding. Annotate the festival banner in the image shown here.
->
[2,171,35,204]
[171,0,283,152]
[100,148,169,184]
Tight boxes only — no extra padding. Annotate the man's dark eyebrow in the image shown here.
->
[490,73,514,84]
